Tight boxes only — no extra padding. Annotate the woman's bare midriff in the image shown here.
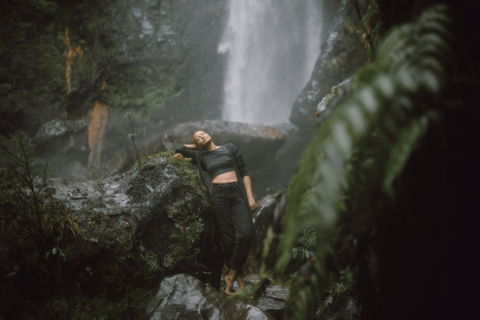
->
[212,171,237,184]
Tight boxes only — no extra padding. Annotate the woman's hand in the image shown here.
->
[174,153,192,162]
[248,197,257,213]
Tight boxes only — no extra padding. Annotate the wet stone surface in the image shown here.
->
[38,154,212,283]
[145,274,273,320]
[256,286,290,320]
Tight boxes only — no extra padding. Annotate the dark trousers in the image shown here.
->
[211,182,254,274]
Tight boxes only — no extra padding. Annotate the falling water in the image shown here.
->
[218,0,322,125]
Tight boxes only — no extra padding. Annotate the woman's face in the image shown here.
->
[193,131,211,149]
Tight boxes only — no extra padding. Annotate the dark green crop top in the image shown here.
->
[175,143,249,180]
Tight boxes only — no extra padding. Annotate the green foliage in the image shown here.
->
[0,131,82,303]
[276,5,455,320]
[344,0,381,61]
[0,0,104,128]
[164,203,204,270]
[287,227,317,271]
[104,44,185,117]
[324,265,356,293]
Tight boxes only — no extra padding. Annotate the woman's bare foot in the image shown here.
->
[237,274,245,290]
[224,268,237,295]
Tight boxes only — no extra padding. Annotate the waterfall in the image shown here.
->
[218,0,322,125]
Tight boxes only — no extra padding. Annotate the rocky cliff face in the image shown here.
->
[289,0,370,135]
[83,0,229,180]
[1,0,227,181]
[96,0,227,125]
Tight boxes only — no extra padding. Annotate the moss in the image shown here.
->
[104,44,186,118]
[125,151,209,207]
[1,1,106,130]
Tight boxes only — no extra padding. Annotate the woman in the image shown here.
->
[174,131,257,295]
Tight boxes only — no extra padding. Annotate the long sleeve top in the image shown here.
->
[175,143,249,179]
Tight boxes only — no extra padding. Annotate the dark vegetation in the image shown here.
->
[0,133,212,319]
[0,133,157,319]
[270,1,479,320]
[0,0,105,136]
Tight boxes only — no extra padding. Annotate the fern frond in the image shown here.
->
[278,5,454,320]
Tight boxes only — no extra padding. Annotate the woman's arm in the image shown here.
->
[174,144,201,164]
[228,143,257,211]
[243,175,257,212]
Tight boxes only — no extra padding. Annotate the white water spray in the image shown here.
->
[218,0,322,125]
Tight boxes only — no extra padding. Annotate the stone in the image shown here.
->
[145,274,274,320]
[242,193,280,274]
[105,120,286,181]
[39,153,217,290]
[256,286,290,320]
[313,293,359,320]
[316,77,354,122]
[289,0,368,135]
[160,120,285,172]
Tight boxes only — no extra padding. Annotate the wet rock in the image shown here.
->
[242,274,263,285]
[256,286,290,320]
[316,77,354,121]
[33,119,90,177]
[313,293,359,320]
[145,274,273,320]
[39,153,215,289]
[241,193,280,275]
[289,0,368,134]
[161,120,285,172]
[110,120,286,179]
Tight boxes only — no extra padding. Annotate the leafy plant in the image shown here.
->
[163,203,204,270]
[345,0,381,61]
[275,5,457,320]
[286,227,317,274]
[0,131,82,308]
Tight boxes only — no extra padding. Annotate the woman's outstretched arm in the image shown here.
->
[174,144,200,164]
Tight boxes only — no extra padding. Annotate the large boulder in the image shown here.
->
[40,152,216,292]
[99,120,286,181]
[156,120,285,172]
[145,274,273,320]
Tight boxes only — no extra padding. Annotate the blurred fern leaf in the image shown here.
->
[276,5,454,320]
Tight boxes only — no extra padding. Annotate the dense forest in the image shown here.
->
[1,0,479,319]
